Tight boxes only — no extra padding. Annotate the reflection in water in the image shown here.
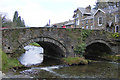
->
[19,61,119,78]
[54,61,119,78]
[18,45,119,79]
[19,45,44,66]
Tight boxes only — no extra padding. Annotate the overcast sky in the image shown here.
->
[0,0,96,27]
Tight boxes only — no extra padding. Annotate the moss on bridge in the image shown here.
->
[2,28,120,59]
[65,29,92,56]
[29,42,41,47]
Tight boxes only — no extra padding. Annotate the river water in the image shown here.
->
[7,45,120,79]
[18,61,119,79]
[19,45,44,66]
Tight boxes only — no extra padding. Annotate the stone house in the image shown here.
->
[73,1,120,33]
[53,20,74,28]
[73,5,96,29]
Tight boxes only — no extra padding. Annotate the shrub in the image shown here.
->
[62,57,88,65]
[112,32,120,38]
[29,42,41,47]
[74,43,86,56]
[0,49,22,72]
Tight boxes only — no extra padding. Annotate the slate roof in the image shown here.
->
[81,16,94,21]
[77,6,119,21]
[100,7,119,13]
[65,20,74,26]
[77,7,96,21]
[77,7,96,15]
[53,20,74,28]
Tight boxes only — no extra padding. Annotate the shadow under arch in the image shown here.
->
[17,37,67,65]
[85,40,112,59]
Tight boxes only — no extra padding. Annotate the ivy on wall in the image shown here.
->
[72,29,92,56]
[112,32,120,39]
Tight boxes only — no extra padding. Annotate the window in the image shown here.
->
[115,15,118,22]
[86,26,88,29]
[98,17,103,26]
[115,15,117,22]
[75,14,79,19]
[91,20,93,23]
[76,19,79,25]
[117,2,120,7]
[82,21,84,25]
[82,26,84,29]
[112,27,114,33]
[91,26,93,30]
[115,26,119,32]
[77,14,79,18]
[86,20,88,24]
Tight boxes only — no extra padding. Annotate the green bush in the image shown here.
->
[0,49,22,72]
[74,43,86,56]
[102,54,119,61]
[29,42,41,47]
[82,29,91,41]
[62,57,88,65]
[112,32,120,38]
[0,49,2,71]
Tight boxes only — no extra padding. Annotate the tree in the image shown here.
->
[13,11,18,23]
[13,11,25,27]
[0,16,2,27]
[1,15,13,28]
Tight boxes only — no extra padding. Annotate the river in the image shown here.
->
[3,45,120,79]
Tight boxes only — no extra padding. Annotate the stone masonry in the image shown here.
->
[2,27,120,58]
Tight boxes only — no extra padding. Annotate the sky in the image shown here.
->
[0,0,97,27]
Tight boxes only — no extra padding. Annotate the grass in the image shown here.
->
[0,49,22,72]
[29,42,41,47]
[0,49,2,71]
[62,57,88,65]
[101,53,120,62]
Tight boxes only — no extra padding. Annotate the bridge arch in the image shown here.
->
[85,40,112,57]
[17,37,67,59]
[86,40,111,49]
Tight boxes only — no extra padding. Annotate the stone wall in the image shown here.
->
[0,16,2,71]
[2,28,120,58]
[2,28,80,57]
[85,30,120,54]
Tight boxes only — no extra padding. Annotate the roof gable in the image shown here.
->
[77,7,96,15]
[94,9,106,16]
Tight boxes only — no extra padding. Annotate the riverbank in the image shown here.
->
[0,49,22,72]
[62,57,89,66]
[0,71,6,78]
[3,61,119,78]
[0,71,2,79]
[100,54,120,63]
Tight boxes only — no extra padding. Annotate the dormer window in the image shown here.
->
[98,17,103,26]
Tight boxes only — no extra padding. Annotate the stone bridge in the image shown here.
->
[2,27,120,58]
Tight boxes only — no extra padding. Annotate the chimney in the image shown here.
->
[85,5,91,13]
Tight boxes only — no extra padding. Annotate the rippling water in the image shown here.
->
[18,45,120,79]
[18,61,120,79]
[19,45,44,66]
